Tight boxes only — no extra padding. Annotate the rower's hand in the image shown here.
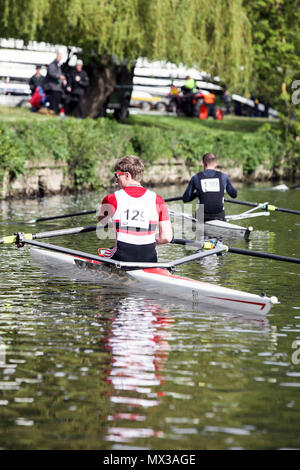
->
[156,220,173,245]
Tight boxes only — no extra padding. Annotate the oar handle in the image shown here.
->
[171,238,202,248]
[165,196,183,202]
[224,198,258,208]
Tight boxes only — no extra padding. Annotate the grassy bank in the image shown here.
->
[0,106,289,191]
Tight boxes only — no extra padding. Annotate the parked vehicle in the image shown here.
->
[171,89,223,120]
[130,91,168,111]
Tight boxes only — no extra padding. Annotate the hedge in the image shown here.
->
[0,113,291,190]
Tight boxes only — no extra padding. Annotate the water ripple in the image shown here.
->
[1,190,300,449]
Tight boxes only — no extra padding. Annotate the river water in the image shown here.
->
[0,184,299,450]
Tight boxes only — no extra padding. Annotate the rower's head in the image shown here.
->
[202,153,218,170]
[114,155,144,188]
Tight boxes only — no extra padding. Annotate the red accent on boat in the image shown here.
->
[74,256,101,264]
[143,268,210,283]
[142,268,267,310]
[208,296,266,310]
[143,268,186,278]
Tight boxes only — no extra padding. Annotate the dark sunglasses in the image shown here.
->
[114,171,126,180]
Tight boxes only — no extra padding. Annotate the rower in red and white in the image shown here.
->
[97,155,173,263]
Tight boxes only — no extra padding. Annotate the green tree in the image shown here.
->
[0,0,252,116]
[244,0,300,177]
[244,0,300,111]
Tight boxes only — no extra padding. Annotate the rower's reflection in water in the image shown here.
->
[96,295,173,444]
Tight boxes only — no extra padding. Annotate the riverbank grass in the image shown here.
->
[0,105,286,191]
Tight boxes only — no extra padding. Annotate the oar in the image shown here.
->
[165,195,300,216]
[24,195,187,224]
[0,225,98,245]
[25,196,183,224]
[27,209,97,224]
[227,246,300,264]
[172,238,300,264]
[224,198,300,216]
[23,193,300,225]
[15,235,226,270]
[165,196,183,202]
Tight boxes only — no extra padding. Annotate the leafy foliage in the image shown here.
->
[0,0,252,93]
[1,1,298,183]
[244,0,300,109]
[0,127,26,181]
[0,113,292,189]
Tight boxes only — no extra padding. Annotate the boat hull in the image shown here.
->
[30,247,277,315]
[170,210,252,240]
[204,219,251,240]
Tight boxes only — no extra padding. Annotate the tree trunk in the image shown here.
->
[82,56,117,118]
[81,56,134,120]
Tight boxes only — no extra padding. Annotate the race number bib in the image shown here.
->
[120,208,150,229]
[200,178,220,192]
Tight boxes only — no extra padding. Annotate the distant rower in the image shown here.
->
[182,153,237,222]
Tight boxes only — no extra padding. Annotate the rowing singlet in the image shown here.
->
[196,171,225,220]
[111,188,159,262]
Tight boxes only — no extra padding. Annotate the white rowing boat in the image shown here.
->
[203,219,252,239]
[170,210,252,240]
[27,238,278,315]
[170,203,270,240]
[170,210,250,239]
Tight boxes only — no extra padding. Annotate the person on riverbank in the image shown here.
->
[223,89,231,115]
[29,66,44,94]
[97,155,173,262]
[182,153,237,221]
[65,59,89,119]
[181,76,197,116]
[43,49,66,114]
[28,66,46,112]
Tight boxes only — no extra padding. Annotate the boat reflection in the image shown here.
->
[95,292,273,445]
[96,296,173,444]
